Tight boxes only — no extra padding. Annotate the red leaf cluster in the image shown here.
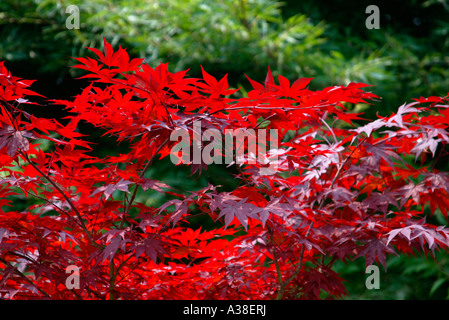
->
[1,39,449,300]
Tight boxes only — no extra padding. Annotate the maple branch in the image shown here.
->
[225,103,332,113]
[235,162,253,187]
[266,224,285,299]
[276,131,368,300]
[274,131,354,299]
[431,145,446,170]
[109,259,116,300]
[321,112,338,144]
[330,135,368,190]
[325,255,337,268]
[274,221,314,300]
[372,127,427,147]
[207,102,333,117]
[25,189,85,233]
[112,254,139,287]
[0,257,51,299]
[320,113,342,163]
[123,138,169,218]
[273,134,370,299]
[271,249,284,297]
[20,151,95,245]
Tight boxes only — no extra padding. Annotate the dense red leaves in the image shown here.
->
[1,39,449,300]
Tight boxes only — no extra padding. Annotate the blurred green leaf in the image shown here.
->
[430,278,447,296]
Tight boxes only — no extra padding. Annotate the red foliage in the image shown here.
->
[1,39,449,299]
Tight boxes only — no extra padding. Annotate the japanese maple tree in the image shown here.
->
[1,39,449,299]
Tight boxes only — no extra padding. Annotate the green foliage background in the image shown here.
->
[1,0,449,299]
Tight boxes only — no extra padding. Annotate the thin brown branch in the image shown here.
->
[20,151,95,245]
[0,257,51,299]
[330,135,368,190]
[123,138,169,217]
